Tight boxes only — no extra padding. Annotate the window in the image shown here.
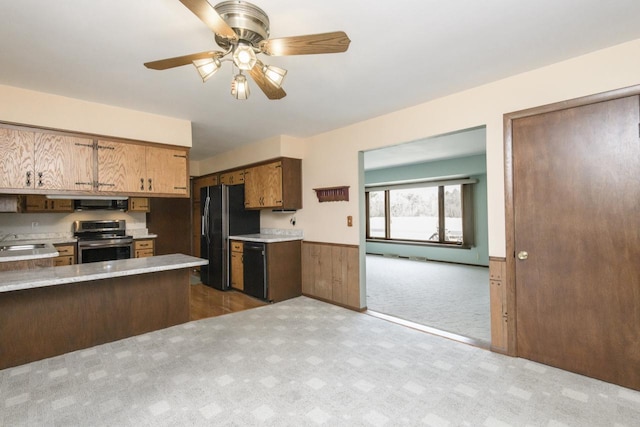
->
[366,180,475,247]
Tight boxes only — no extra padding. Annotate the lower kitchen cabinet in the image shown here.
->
[134,239,155,258]
[242,240,301,302]
[230,240,244,291]
[53,244,75,266]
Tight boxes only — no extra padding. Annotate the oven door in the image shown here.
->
[77,239,133,264]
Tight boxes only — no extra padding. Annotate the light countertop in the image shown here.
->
[229,233,303,243]
[0,242,59,262]
[0,254,208,293]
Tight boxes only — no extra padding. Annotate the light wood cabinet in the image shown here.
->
[23,195,73,213]
[220,170,244,185]
[0,128,94,192]
[128,197,150,212]
[243,158,302,210]
[230,240,244,290]
[53,244,75,266]
[97,140,188,196]
[146,146,189,195]
[134,239,155,258]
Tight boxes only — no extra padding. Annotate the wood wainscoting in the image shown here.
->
[301,241,361,310]
[489,257,515,355]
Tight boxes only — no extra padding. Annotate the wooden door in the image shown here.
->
[512,95,640,390]
[146,146,188,195]
[97,140,146,193]
[34,132,94,191]
[0,128,34,190]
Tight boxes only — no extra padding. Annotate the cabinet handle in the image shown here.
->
[96,144,115,150]
[26,171,31,187]
[173,154,187,158]
[75,181,93,186]
[75,142,94,148]
[37,172,43,187]
[148,178,152,191]
[140,178,144,191]
[98,183,115,187]
[174,186,187,190]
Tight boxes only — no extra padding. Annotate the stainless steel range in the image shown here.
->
[74,220,134,264]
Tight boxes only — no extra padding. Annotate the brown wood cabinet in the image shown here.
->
[0,127,94,192]
[97,140,188,196]
[265,240,302,302]
[53,244,75,266]
[128,197,150,212]
[220,170,245,185]
[23,195,73,213]
[134,239,155,258]
[191,175,218,257]
[230,240,244,290]
[243,158,301,210]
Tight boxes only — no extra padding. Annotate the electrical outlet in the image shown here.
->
[347,216,353,227]
[31,222,39,228]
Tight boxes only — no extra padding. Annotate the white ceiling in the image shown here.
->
[364,127,486,171]
[1,1,640,161]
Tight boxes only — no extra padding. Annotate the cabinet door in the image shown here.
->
[129,197,150,212]
[244,162,283,208]
[23,195,47,211]
[34,132,94,191]
[231,251,244,290]
[146,146,188,195]
[192,175,218,204]
[0,128,34,190]
[220,170,244,185]
[97,140,146,193]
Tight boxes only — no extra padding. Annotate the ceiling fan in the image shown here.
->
[144,0,351,100]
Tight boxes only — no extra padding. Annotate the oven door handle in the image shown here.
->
[79,241,133,248]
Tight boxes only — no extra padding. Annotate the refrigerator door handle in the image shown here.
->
[203,196,211,244]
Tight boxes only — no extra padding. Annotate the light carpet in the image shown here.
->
[366,255,491,342]
[2,296,639,426]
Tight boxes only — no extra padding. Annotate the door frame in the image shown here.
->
[502,84,640,356]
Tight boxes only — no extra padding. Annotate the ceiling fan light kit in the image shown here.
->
[144,0,351,100]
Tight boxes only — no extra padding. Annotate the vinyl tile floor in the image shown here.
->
[2,296,639,426]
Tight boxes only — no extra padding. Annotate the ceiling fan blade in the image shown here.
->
[144,51,223,70]
[248,60,287,100]
[260,31,351,56]
[179,0,237,40]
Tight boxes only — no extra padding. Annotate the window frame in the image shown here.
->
[365,180,475,249]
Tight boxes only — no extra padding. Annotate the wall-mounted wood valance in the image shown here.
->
[313,186,349,202]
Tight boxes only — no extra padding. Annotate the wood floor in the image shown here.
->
[190,282,267,321]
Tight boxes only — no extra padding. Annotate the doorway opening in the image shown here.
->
[362,126,490,344]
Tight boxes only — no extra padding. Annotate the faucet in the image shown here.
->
[0,233,18,243]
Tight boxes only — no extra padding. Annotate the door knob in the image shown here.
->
[517,251,529,260]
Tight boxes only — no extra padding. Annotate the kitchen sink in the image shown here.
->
[0,243,47,252]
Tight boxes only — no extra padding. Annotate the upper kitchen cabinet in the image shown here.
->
[0,127,94,192]
[219,169,244,185]
[96,140,146,193]
[145,145,189,195]
[97,140,189,196]
[243,158,302,210]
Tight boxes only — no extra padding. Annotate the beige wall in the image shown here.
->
[296,38,640,257]
[193,39,640,258]
[0,84,192,147]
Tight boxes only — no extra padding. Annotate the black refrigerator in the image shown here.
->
[200,184,260,290]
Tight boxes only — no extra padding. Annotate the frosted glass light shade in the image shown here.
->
[264,64,287,88]
[232,42,257,71]
[231,74,250,100]
[193,57,221,82]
